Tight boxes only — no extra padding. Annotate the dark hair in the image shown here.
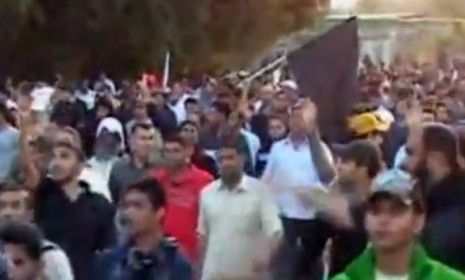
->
[53,141,85,162]
[30,135,53,155]
[0,101,16,126]
[338,140,383,178]
[212,101,231,119]
[422,123,459,169]
[95,97,114,115]
[131,122,154,135]
[0,184,33,210]
[179,120,198,130]
[184,98,198,109]
[219,136,246,156]
[163,133,185,147]
[50,101,76,127]
[17,81,35,97]
[122,178,166,211]
[0,222,43,261]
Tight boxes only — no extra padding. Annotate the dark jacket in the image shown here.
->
[422,171,465,273]
[94,238,192,280]
[332,244,465,280]
[319,203,367,276]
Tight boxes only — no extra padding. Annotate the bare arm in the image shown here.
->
[18,112,41,191]
[308,129,336,185]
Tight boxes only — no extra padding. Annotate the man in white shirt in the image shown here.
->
[262,99,335,279]
[198,138,283,280]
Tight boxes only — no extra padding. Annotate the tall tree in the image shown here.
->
[0,0,328,80]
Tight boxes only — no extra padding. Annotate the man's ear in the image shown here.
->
[412,213,425,235]
[155,207,165,223]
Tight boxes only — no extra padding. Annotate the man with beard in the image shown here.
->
[404,123,465,273]
[198,138,283,280]
[34,141,115,280]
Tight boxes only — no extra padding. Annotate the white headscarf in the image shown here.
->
[96,117,125,151]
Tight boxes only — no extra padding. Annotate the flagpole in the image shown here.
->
[162,51,171,89]
[240,55,287,86]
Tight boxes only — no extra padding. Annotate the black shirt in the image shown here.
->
[35,178,115,280]
[318,202,367,276]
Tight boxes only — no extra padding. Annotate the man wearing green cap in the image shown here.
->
[332,170,465,280]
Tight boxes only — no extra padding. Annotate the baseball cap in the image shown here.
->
[347,112,390,136]
[368,169,425,211]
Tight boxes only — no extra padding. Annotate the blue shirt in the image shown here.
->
[94,238,192,280]
[0,125,19,183]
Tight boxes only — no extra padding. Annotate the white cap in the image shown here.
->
[279,80,298,91]
[96,117,125,151]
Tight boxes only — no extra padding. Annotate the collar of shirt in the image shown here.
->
[283,136,309,150]
[154,165,201,186]
[218,175,249,193]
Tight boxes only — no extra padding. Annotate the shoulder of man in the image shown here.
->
[427,260,465,280]
[161,238,192,278]
[331,274,351,280]
[200,179,221,196]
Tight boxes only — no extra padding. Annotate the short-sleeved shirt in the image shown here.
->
[35,178,115,280]
[109,157,154,203]
[153,165,213,261]
[198,175,283,280]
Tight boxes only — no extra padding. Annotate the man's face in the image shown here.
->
[48,147,82,183]
[365,198,424,252]
[268,119,287,140]
[405,128,425,175]
[163,141,187,169]
[259,85,275,103]
[131,128,156,159]
[185,103,200,115]
[0,191,31,225]
[120,190,161,236]
[436,106,451,124]
[180,124,198,145]
[96,105,110,120]
[133,104,148,120]
[271,92,290,113]
[4,244,42,280]
[218,148,244,181]
[206,108,225,127]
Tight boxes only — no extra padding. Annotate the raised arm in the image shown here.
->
[301,99,336,185]
[18,111,41,191]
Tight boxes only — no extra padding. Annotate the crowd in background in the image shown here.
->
[0,54,464,280]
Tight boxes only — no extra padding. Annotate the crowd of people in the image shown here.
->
[0,54,465,280]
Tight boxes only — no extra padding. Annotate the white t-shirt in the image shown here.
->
[375,270,408,280]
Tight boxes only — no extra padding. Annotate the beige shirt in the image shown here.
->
[198,175,283,280]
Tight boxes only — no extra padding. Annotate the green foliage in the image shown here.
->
[0,0,326,80]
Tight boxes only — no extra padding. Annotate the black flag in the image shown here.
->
[288,17,359,142]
